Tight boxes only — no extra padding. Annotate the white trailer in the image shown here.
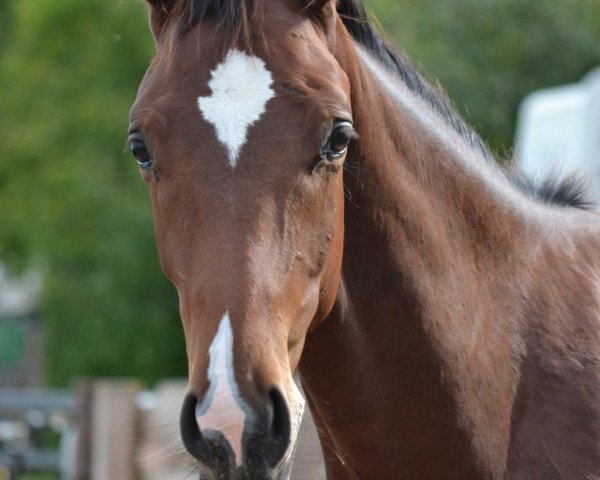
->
[515,68,600,201]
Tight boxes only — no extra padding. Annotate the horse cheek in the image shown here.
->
[312,189,345,329]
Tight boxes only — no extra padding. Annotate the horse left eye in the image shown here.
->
[311,121,357,174]
[326,121,355,160]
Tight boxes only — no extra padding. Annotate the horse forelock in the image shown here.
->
[155,0,265,50]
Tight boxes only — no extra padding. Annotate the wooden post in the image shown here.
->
[74,380,93,480]
[137,379,190,480]
[90,379,141,480]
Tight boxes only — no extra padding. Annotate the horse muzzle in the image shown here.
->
[180,383,304,480]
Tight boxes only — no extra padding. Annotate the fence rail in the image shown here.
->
[0,389,75,410]
[0,449,60,470]
[0,379,325,480]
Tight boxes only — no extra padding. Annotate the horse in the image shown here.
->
[128,0,600,478]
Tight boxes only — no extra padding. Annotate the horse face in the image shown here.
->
[129,1,351,477]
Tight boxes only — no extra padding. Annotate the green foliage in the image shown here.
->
[0,0,185,386]
[368,0,600,155]
[0,0,599,386]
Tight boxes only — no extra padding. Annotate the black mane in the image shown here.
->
[337,0,494,162]
[336,0,594,210]
[163,0,594,210]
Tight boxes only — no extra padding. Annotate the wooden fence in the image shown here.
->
[0,379,325,480]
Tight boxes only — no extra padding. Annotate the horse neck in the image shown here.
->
[342,43,534,301]
[299,41,538,476]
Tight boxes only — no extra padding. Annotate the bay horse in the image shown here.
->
[128,0,600,478]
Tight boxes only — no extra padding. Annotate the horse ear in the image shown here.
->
[145,0,178,43]
[303,0,333,9]
[301,0,337,33]
[301,0,336,15]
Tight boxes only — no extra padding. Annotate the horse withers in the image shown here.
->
[128,0,600,478]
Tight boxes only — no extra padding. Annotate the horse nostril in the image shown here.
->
[181,388,292,472]
[265,387,291,467]
[180,393,212,463]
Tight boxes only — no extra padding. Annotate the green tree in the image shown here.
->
[369,0,600,154]
[0,0,186,386]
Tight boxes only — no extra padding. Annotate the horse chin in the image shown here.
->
[195,457,296,480]
[275,455,295,480]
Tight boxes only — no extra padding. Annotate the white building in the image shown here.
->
[515,67,600,200]
[0,266,42,387]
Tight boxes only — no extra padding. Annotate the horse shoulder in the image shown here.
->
[505,210,600,479]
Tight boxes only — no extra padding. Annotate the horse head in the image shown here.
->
[129,0,353,477]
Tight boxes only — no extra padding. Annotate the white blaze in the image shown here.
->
[197,49,275,167]
[196,313,249,467]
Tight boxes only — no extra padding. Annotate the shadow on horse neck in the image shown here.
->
[130,1,600,478]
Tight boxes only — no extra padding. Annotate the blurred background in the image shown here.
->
[0,0,599,478]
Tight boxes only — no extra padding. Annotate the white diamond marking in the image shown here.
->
[197,49,275,167]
